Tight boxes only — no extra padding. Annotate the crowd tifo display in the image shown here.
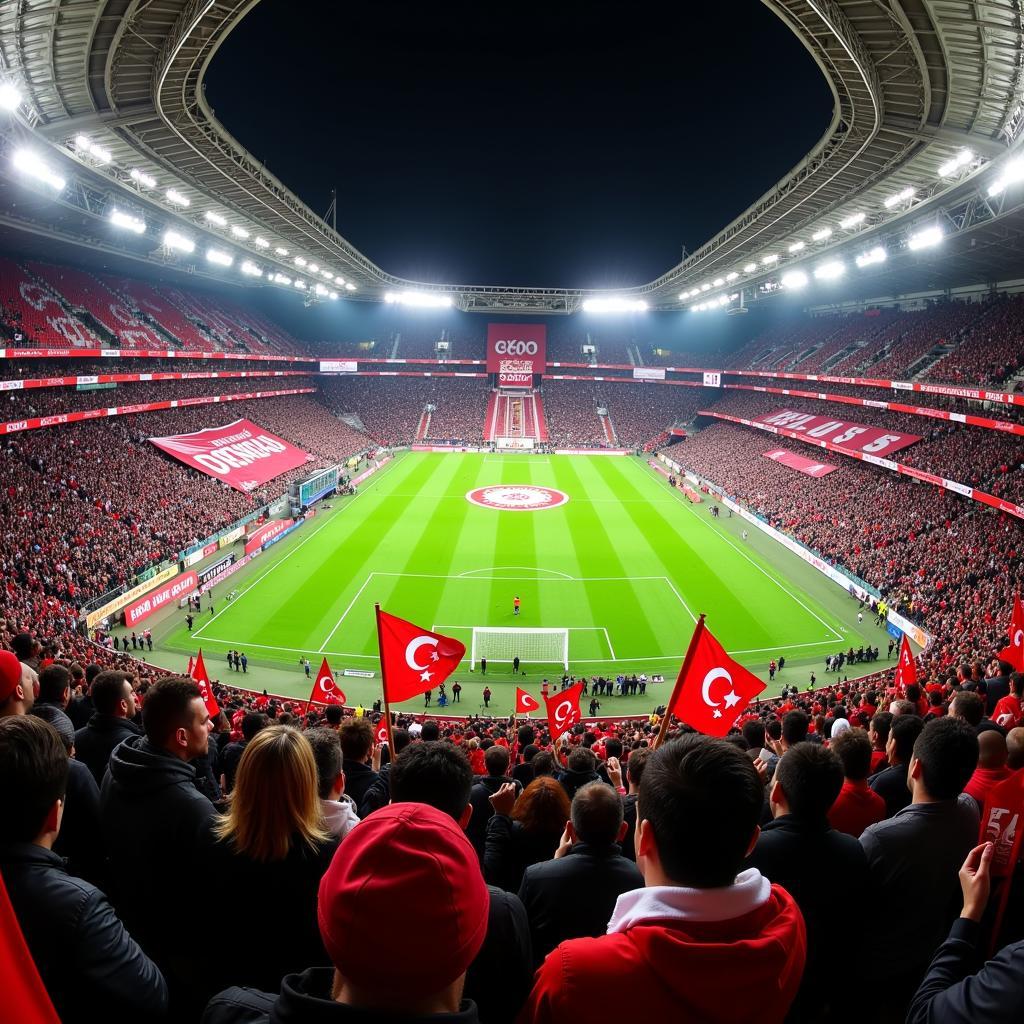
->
[2,254,1024,1024]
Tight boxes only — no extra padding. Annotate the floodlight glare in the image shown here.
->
[272,273,292,285]
[725,271,738,281]
[761,254,779,265]
[206,248,233,267]
[322,271,334,280]
[717,295,729,306]
[275,246,289,256]
[165,189,190,207]
[987,157,1024,197]
[315,283,329,297]
[74,135,111,163]
[788,241,805,253]
[883,187,916,209]
[839,212,866,229]
[294,256,307,267]
[812,227,832,241]
[254,236,270,248]
[0,82,22,111]
[240,260,263,277]
[814,260,845,280]
[163,231,195,254]
[938,150,973,177]
[344,282,356,291]
[908,226,943,250]
[130,168,156,188]
[230,225,250,239]
[205,211,227,227]
[109,208,145,234]
[384,290,453,308]
[294,279,306,289]
[713,277,725,287]
[11,149,65,191]
[781,270,809,289]
[308,263,320,274]
[743,262,757,273]
[700,283,711,292]
[329,291,339,300]
[856,246,887,268]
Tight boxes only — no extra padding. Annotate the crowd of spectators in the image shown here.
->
[541,380,607,446]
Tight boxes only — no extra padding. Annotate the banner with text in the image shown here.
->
[245,518,294,555]
[149,419,311,492]
[762,449,838,478]
[124,569,199,627]
[487,323,546,385]
[754,408,922,457]
[633,367,666,381]
[319,360,357,373]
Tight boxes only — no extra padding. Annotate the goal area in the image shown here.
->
[471,627,569,670]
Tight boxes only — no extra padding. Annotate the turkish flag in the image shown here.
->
[308,657,346,706]
[894,635,917,694]
[376,609,466,704]
[0,873,60,1024]
[668,622,766,737]
[998,594,1024,671]
[544,682,584,741]
[190,650,220,717]
[375,717,390,745]
[515,687,540,714]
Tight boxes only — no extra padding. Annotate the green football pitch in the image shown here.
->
[140,451,889,716]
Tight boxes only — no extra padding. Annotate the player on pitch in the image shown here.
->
[513,595,521,616]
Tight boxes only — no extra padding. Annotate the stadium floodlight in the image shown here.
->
[679,290,690,300]
[908,226,943,250]
[700,283,711,292]
[781,270,808,289]
[74,135,112,163]
[938,149,973,177]
[717,295,729,306]
[814,260,845,280]
[294,256,307,267]
[839,212,865,229]
[743,262,757,273]
[206,248,233,267]
[987,157,1024,197]
[725,271,738,281]
[322,270,334,280]
[344,282,356,291]
[163,230,195,254]
[205,211,227,227]
[761,254,779,265]
[883,187,916,209]
[274,246,289,256]
[294,279,306,289]
[240,260,263,277]
[0,82,22,112]
[713,277,724,287]
[11,149,66,191]
[109,208,145,234]
[272,273,292,285]
[578,297,650,312]
[787,241,805,253]
[308,263,320,274]
[384,290,453,308]
[329,291,339,300]
[130,168,156,188]
[315,283,329,297]
[230,225,250,239]
[856,246,887,268]
[811,227,832,241]
[165,189,190,207]
[254,236,270,248]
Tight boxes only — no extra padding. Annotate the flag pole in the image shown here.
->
[374,603,397,757]
[653,613,706,750]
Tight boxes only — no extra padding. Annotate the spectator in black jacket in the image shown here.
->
[518,781,643,964]
[558,745,603,800]
[746,742,869,1019]
[74,671,141,785]
[389,741,533,1024]
[338,717,381,812]
[358,726,412,817]
[30,663,76,742]
[869,712,924,818]
[907,841,1024,1023]
[467,744,523,859]
[100,676,216,1017]
[218,711,266,794]
[0,715,167,1023]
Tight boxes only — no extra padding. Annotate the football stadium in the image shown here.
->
[0,2,1023,1022]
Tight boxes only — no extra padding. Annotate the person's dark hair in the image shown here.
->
[604,738,623,760]
[951,691,985,727]
[913,717,979,800]
[338,718,374,761]
[484,744,510,777]
[91,671,132,716]
[324,704,343,726]
[305,727,343,799]
[390,728,412,757]
[870,711,893,747]
[517,724,535,747]
[741,720,766,750]
[626,746,652,787]
[782,710,809,746]
[420,721,440,742]
[566,746,596,773]
[390,742,473,820]
[928,690,945,708]
[241,712,268,742]
[37,664,71,705]
[531,751,556,777]
[1010,672,1024,698]
[775,743,844,819]
[85,663,102,686]
[521,743,539,764]
[889,714,925,763]
[0,716,68,843]
[830,728,873,782]
[766,719,782,742]
[638,736,762,887]
[142,676,202,747]
[11,633,35,661]
[905,684,922,705]
[571,782,624,846]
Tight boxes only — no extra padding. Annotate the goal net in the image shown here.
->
[471,628,569,670]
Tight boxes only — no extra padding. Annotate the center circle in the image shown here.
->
[466,485,569,511]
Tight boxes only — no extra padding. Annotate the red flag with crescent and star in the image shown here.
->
[998,594,1024,671]
[894,635,917,695]
[376,609,466,704]
[375,717,390,745]
[668,622,765,737]
[544,682,584,741]
[307,657,346,707]
[515,687,540,715]
[189,650,220,717]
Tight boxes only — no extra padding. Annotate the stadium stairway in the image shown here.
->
[600,410,617,445]
[532,391,550,441]
[415,407,432,441]
[483,391,500,441]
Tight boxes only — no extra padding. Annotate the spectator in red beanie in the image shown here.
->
[519,735,806,1024]
[204,802,489,1023]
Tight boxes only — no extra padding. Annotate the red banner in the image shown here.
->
[762,448,838,477]
[487,323,546,385]
[123,569,198,627]
[754,408,922,456]
[244,518,294,554]
[149,418,310,492]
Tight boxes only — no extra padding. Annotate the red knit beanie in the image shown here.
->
[318,803,489,993]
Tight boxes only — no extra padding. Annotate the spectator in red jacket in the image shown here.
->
[519,735,806,1024]
[828,727,886,837]
[962,729,1013,811]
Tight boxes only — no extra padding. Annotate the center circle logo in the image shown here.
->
[466,485,569,511]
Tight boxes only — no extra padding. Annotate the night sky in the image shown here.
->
[205,0,833,290]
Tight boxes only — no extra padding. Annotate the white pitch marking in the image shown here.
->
[319,573,375,652]
[456,566,574,579]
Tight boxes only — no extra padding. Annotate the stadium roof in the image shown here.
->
[2,0,1024,312]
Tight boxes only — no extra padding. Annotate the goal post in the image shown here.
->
[471,627,569,670]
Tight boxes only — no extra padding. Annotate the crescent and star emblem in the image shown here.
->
[405,635,441,683]
[701,667,741,719]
